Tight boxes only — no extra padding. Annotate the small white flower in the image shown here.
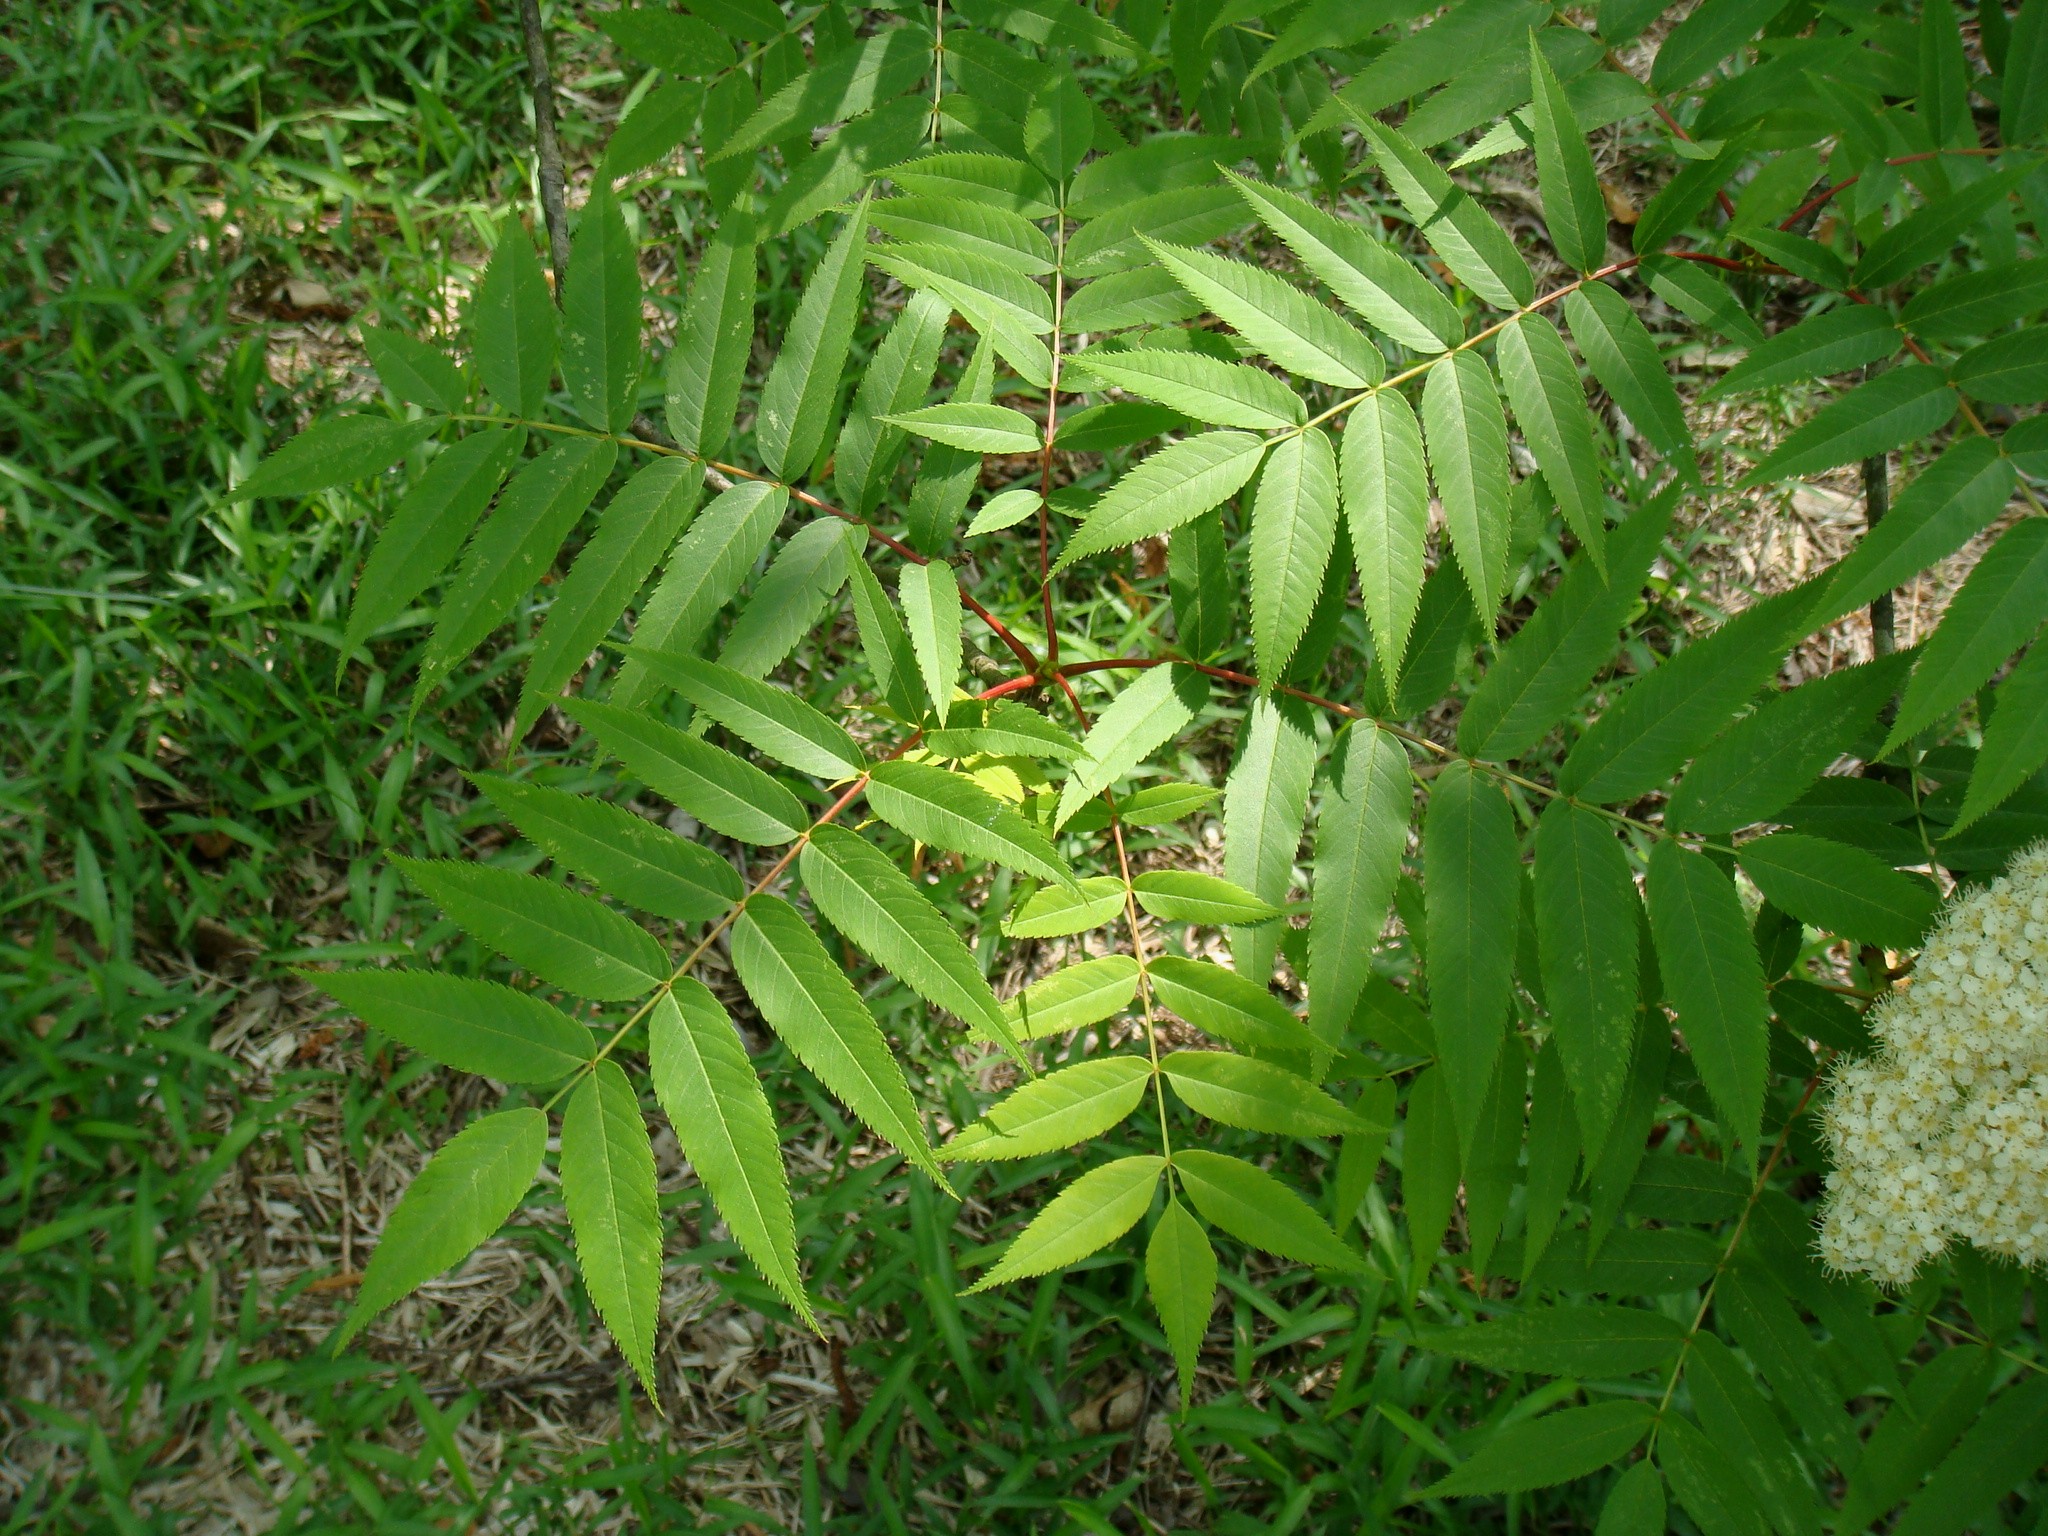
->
[1818,840,2048,1285]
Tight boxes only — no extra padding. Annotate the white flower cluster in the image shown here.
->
[1817,840,2048,1286]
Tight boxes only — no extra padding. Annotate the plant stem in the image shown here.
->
[517,0,572,296]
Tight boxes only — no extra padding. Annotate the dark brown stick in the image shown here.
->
[518,0,572,297]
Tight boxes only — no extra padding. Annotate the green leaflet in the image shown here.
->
[1341,390,1431,683]
[1837,1347,1996,1534]
[939,1057,1151,1162]
[1706,306,1903,400]
[1459,487,1674,760]
[927,700,1082,762]
[1249,428,1341,681]
[1425,1402,1654,1498]
[1222,695,1315,983]
[1820,437,2015,627]
[1055,664,1209,829]
[886,402,1041,454]
[1634,131,1757,256]
[230,414,436,503]
[602,80,705,181]
[1072,348,1303,430]
[1418,1302,1683,1377]
[1532,800,1640,1162]
[1584,1018,1671,1254]
[345,427,524,655]
[1884,520,2048,751]
[1148,956,1322,1055]
[1002,875,1126,938]
[835,289,950,515]
[1650,0,1781,88]
[312,970,594,1083]
[1403,1065,1461,1291]
[596,7,731,73]
[1423,348,1512,620]
[1665,652,1912,834]
[1161,1050,1376,1137]
[337,1107,546,1349]
[563,697,809,846]
[1065,186,1249,281]
[1521,1040,1578,1281]
[968,1155,1164,1292]
[420,437,618,698]
[965,485,1042,536]
[610,481,786,711]
[1646,840,1769,1163]
[1423,760,1520,1150]
[899,560,963,727]
[890,149,1057,218]
[469,222,556,418]
[1495,313,1605,567]
[1660,1412,1773,1536]
[1559,580,1823,806]
[714,27,928,161]
[561,1061,662,1401]
[1174,1149,1364,1273]
[847,559,926,720]
[1355,117,1535,311]
[864,759,1075,889]
[907,337,995,552]
[560,190,642,433]
[1147,1198,1216,1407]
[799,823,1016,1054]
[469,771,741,923]
[1529,34,1606,273]
[1055,431,1269,571]
[1465,1049,1526,1275]
[1169,510,1234,661]
[1687,1334,1820,1536]
[1903,256,2048,342]
[665,205,757,461]
[1952,325,2048,403]
[627,650,863,779]
[1596,1462,1667,1536]
[1852,165,2034,292]
[519,456,703,733]
[1890,1374,2048,1536]
[1132,871,1281,926]
[391,856,668,1001]
[730,894,947,1187]
[1738,366,1959,488]
[648,984,814,1326]
[1147,240,1383,388]
[1307,721,1410,1059]
[870,195,1054,275]
[1310,0,1548,128]
[955,0,1137,56]
[1562,282,1694,469]
[1717,1269,1859,1468]
[756,194,872,480]
[1954,640,2048,831]
[1225,171,1462,352]
[361,324,466,413]
[717,517,859,680]
[1739,833,1938,951]
[1002,955,1141,1041]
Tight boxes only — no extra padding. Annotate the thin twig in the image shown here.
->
[517,0,572,294]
